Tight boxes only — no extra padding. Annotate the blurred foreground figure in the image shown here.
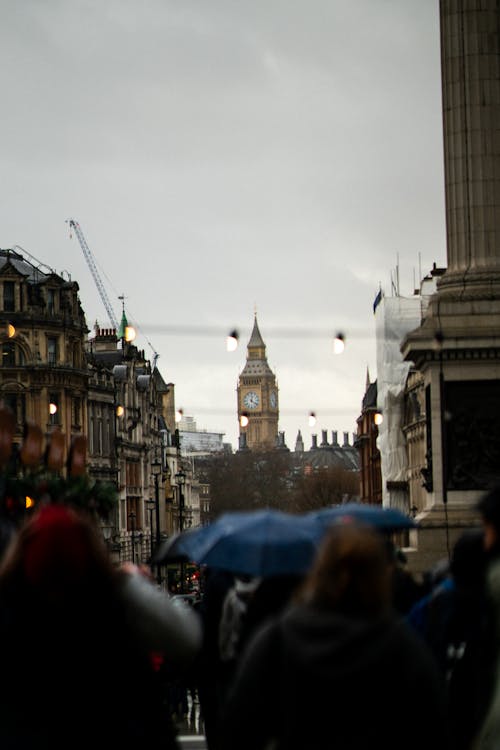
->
[471,486,500,750]
[0,505,202,750]
[407,529,491,750]
[220,523,449,750]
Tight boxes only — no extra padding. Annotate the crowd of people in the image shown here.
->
[2,486,500,749]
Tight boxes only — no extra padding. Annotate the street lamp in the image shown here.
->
[128,511,137,565]
[175,470,186,592]
[175,470,186,532]
[151,459,162,585]
[146,498,155,553]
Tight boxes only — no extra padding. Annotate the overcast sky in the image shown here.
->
[0,0,446,450]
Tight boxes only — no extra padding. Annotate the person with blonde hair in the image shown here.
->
[220,522,449,750]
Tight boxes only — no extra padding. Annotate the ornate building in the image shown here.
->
[237,315,279,450]
[87,325,166,566]
[0,244,194,587]
[356,372,382,506]
[0,248,88,452]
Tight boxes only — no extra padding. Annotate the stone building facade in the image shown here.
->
[356,375,382,506]
[0,247,88,454]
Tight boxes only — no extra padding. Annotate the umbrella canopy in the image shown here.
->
[306,502,418,532]
[154,509,322,577]
[151,531,192,564]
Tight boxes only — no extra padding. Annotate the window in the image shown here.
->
[47,337,58,366]
[3,393,25,425]
[97,419,103,453]
[2,342,15,366]
[47,289,56,315]
[3,281,15,312]
[126,462,140,488]
[72,343,80,368]
[73,397,81,429]
[127,498,142,530]
[103,416,110,455]
[1,343,24,367]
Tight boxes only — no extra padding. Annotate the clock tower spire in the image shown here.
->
[237,314,279,450]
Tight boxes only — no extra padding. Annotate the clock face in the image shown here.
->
[270,391,277,408]
[243,391,260,409]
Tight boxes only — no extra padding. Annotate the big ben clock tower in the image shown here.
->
[237,314,279,450]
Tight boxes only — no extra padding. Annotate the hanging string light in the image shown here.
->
[226,329,239,352]
[333,332,345,354]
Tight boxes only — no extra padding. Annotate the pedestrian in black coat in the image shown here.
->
[407,528,493,750]
[220,523,450,750]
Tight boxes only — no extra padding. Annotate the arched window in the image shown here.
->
[2,392,26,426]
[1,342,25,366]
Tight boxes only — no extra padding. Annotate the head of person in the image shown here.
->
[476,485,500,554]
[0,503,114,603]
[298,522,392,618]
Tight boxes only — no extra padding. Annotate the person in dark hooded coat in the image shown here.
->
[220,522,449,750]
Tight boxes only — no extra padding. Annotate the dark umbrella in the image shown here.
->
[153,509,322,577]
[151,531,192,564]
[306,502,418,532]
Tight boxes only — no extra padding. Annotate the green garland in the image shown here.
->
[0,470,118,524]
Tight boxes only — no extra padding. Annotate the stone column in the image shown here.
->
[439,0,500,296]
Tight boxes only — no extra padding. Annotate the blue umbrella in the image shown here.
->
[151,530,193,564]
[306,502,418,532]
[155,509,322,577]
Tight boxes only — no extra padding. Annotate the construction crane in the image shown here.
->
[67,219,160,368]
[67,219,119,331]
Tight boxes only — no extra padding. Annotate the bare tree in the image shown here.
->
[206,450,294,520]
[205,453,359,520]
[289,467,359,513]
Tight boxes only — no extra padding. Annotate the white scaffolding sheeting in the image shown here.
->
[375,296,422,507]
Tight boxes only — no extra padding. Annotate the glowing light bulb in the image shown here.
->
[175,409,183,424]
[49,403,58,416]
[226,330,239,352]
[374,412,383,426]
[333,333,345,354]
[116,405,125,418]
[7,324,15,338]
[308,412,317,427]
[240,413,249,427]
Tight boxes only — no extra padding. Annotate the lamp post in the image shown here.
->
[175,470,186,592]
[146,497,155,559]
[128,511,136,565]
[151,459,162,585]
[175,470,186,532]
